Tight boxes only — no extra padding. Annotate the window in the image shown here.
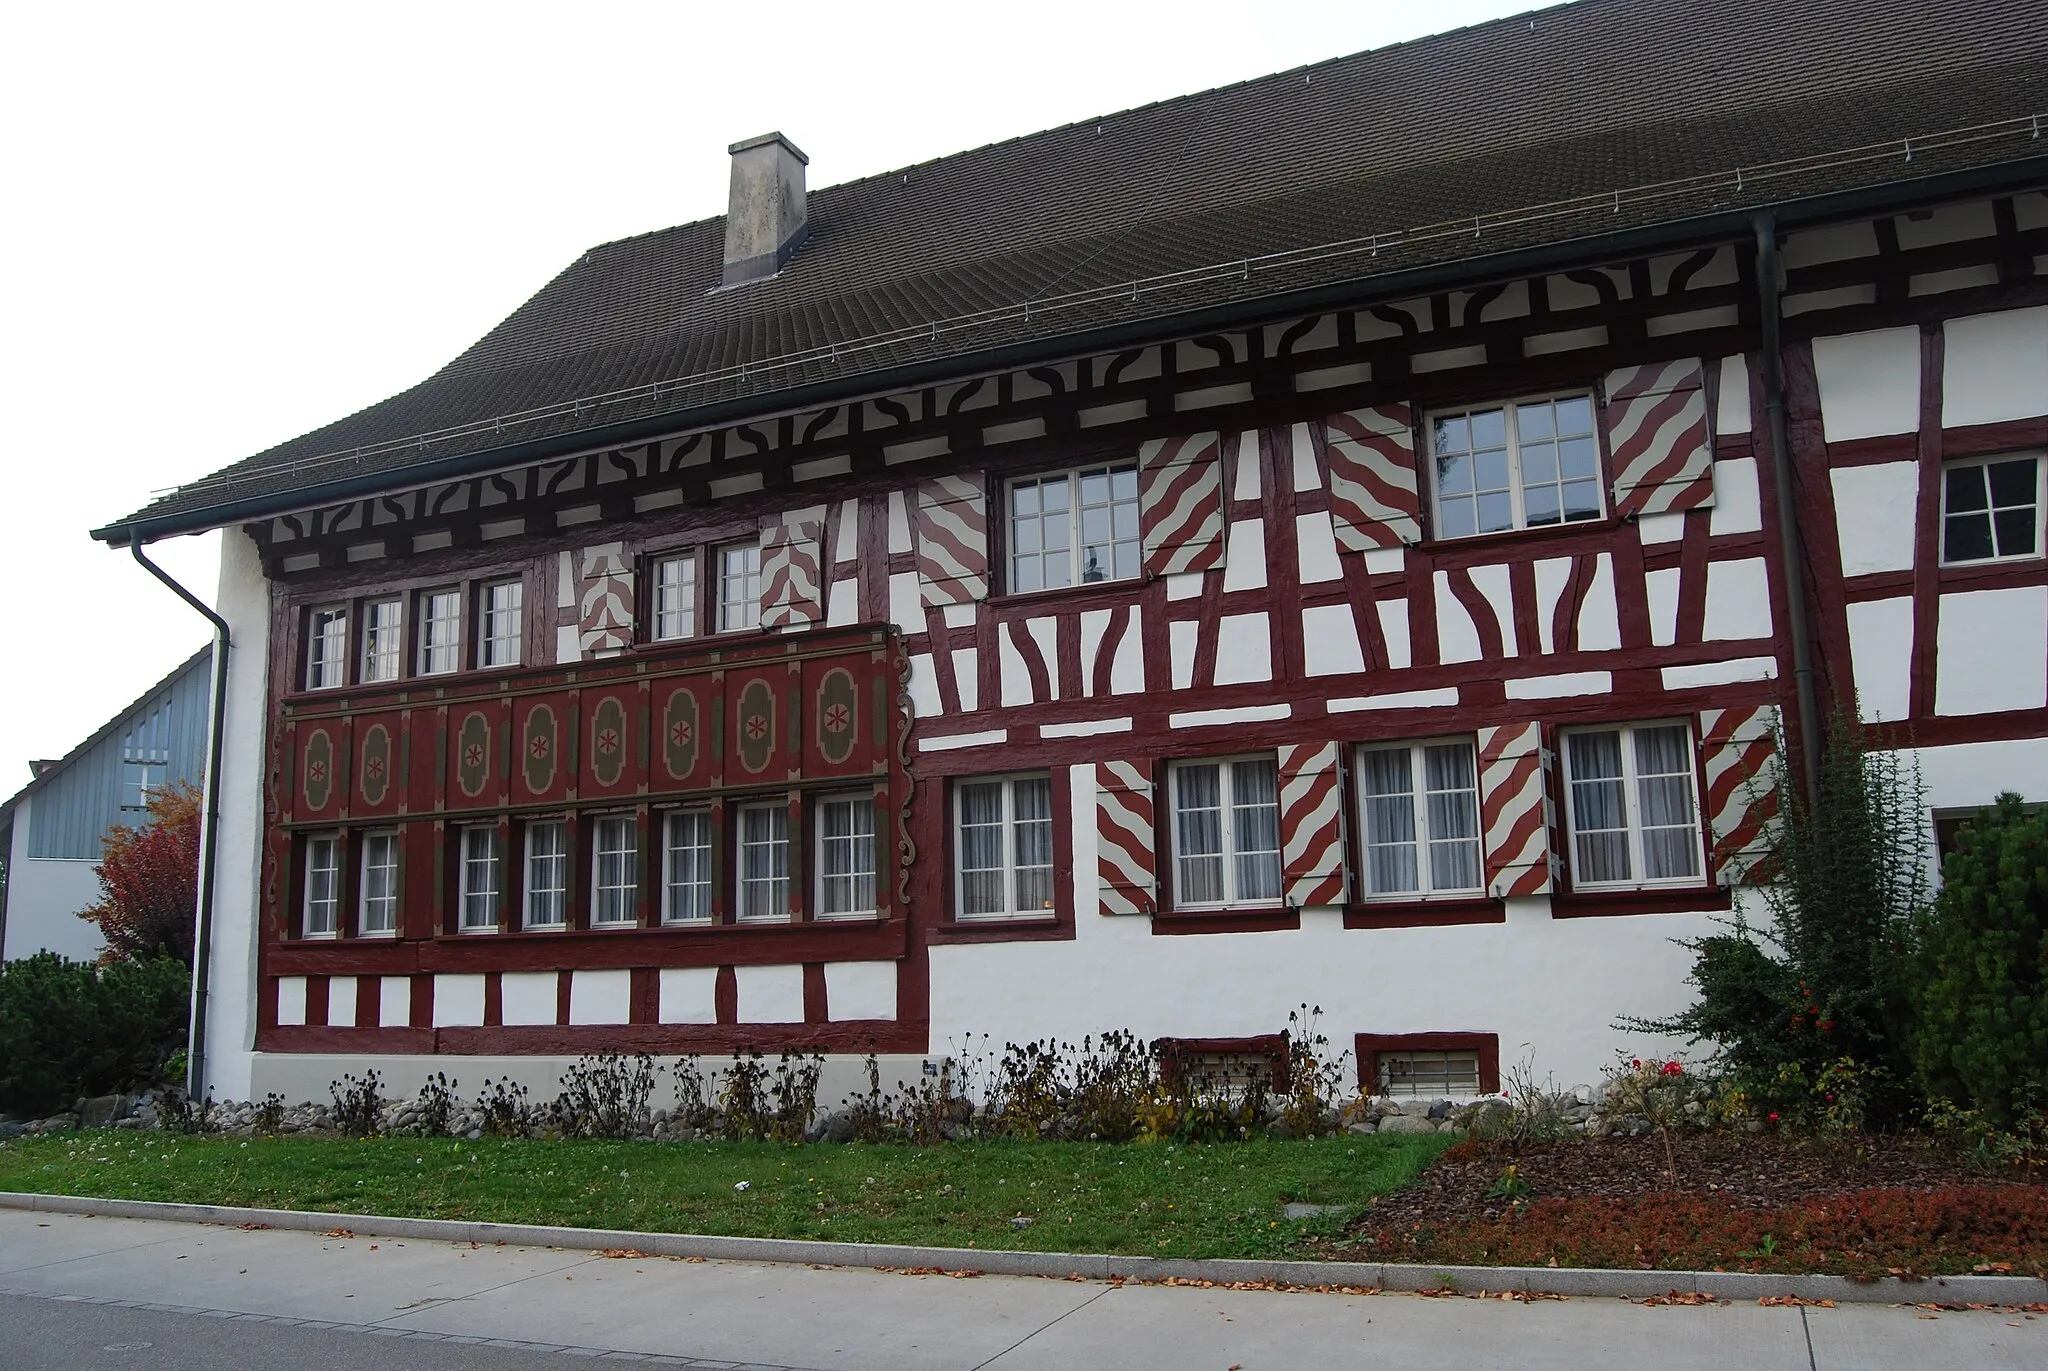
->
[590,815,638,926]
[458,825,502,930]
[1429,392,1601,539]
[306,605,348,689]
[736,802,790,921]
[303,835,341,936]
[662,809,712,923]
[523,820,567,929]
[954,775,1055,920]
[653,554,698,641]
[480,579,523,668]
[816,794,877,919]
[717,543,762,632]
[1008,464,1140,592]
[1356,740,1483,899]
[1169,757,1281,908]
[359,831,399,935]
[1563,722,1703,889]
[120,758,165,812]
[361,598,403,683]
[1942,453,2043,565]
[1378,1048,1483,1098]
[418,589,462,675]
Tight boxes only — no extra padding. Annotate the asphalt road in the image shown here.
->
[2,1210,2043,1370]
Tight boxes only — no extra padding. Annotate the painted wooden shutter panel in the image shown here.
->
[1478,722,1554,898]
[1278,742,1347,908]
[1699,705,1780,886]
[915,473,989,606]
[576,541,635,656]
[1322,405,1422,549]
[1603,357,1716,517]
[1138,432,1226,577]
[1096,759,1157,915]
[757,506,827,629]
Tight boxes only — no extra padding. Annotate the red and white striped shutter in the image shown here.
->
[915,473,990,606]
[1138,432,1226,577]
[1699,705,1780,885]
[1096,760,1156,916]
[1278,743,1347,908]
[1603,358,1716,517]
[1322,405,1422,549]
[757,507,826,629]
[1477,723,1554,898]
[576,541,635,655]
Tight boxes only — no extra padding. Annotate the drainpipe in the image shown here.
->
[1752,212,1823,799]
[131,534,230,1104]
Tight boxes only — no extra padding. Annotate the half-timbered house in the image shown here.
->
[94,0,2048,1104]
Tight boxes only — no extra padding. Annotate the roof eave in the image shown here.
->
[95,152,2048,548]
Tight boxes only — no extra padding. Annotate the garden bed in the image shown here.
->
[0,1131,1447,1261]
[1320,1132,2048,1278]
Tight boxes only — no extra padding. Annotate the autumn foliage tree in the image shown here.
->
[81,782,201,965]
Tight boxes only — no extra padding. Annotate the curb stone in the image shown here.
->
[5,1190,2044,1307]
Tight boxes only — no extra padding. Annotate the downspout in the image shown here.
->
[1752,212,1823,798]
[131,534,230,1104]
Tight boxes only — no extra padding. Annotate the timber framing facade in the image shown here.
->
[93,0,2048,1101]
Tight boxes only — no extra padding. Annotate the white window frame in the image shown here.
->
[480,579,524,668]
[814,792,878,921]
[457,824,502,932]
[1939,450,2045,567]
[358,830,399,935]
[361,597,404,683]
[1560,719,1706,892]
[1426,390,1604,541]
[1006,462,1142,593]
[952,773,1056,921]
[523,819,568,930]
[306,605,348,689]
[661,808,713,924]
[418,588,462,676]
[1353,737,1485,901]
[717,542,762,633]
[589,814,639,927]
[652,552,699,642]
[1167,755,1283,911]
[735,800,790,922]
[303,834,341,937]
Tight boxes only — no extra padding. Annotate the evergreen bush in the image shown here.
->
[0,952,189,1116]
[1912,794,2048,1124]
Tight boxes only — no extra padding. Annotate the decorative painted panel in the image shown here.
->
[1277,742,1346,908]
[915,473,989,606]
[1138,432,1225,577]
[450,706,495,808]
[1096,760,1156,916]
[1604,358,1716,517]
[1322,405,1422,549]
[576,542,635,655]
[1477,723,1553,898]
[582,690,637,797]
[656,679,710,789]
[513,696,569,804]
[759,506,826,628]
[354,714,402,817]
[1699,705,1780,886]
[299,722,339,819]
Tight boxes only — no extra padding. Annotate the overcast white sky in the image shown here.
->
[0,0,1551,793]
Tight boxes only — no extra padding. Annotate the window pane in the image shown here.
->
[1174,765,1225,905]
[1987,457,2037,508]
[307,608,347,689]
[719,545,762,631]
[1945,511,1995,563]
[957,782,1006,917]
[592,816,638,924]
[1946,463,1990,512]
[461,827,501,928]
[305,837,340,934]
[1634,726,1699,881]
[664,810,712,922]
[482,581,523,668]
[1230,759,1281,903]
[362,600,403,682]
[738,805,789,920]
[1470,409,1507,450]
[525,821,566,927]
[1994,507,2037,557]
[1422,743,1481,893]
[655,556,697,641]
[819,797,876,917]
[1360,747,1418,896]
[1436,452,1472,496]
[360,832,398,933]
[1477,491,1514,534]
[1012,776,1054,912]
[420,591,461,675]
[1568,731,1630,884]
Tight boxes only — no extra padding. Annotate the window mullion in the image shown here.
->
[1505,407,1527,533]
[1621,727,1647,885]
[1412,747,1431,896]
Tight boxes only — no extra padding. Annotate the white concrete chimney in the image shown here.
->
[722,132,809,287]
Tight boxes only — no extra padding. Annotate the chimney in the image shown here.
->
[722,132,809,287]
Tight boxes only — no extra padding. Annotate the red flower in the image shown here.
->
[1767,1112,1779,1123]
[1661,1061,1684,1077]
[1631,1059,1642,1070]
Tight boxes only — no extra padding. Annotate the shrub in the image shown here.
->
[80,783,201,965]
[330,1070,385,1137]
[0,952,189,1116]
[1627,717,1926,1125]
[1912,794,2048,1124]
[550,1054,658,1140]
[407,1073,459,1136]
[473,1077,535,1138]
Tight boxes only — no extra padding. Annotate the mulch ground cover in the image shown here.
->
[1316,1131,2048,1278]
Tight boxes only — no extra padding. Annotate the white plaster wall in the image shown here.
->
[1846,597,1914,723]
[501,971,558,1026]
[736,963,806,1023]
[1,800,107,962]
[1830,463,1920,576]
[1701,558,1772,641]
[433,973,486,1028]
[1942,307,2048,427]
[327,976,357,1028]
[659,966,718,1024]
[1810,327,1920,441]
[825,961,898,1021]
[200,529,272,1102]
[924,765,1720,1092]
[569,968,631,1025]
[378,975,412,1029]
[1935,586,2048,716]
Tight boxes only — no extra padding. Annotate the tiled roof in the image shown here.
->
[102,0,2048,539]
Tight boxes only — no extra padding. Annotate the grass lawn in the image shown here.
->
[0,1131,1451,1260]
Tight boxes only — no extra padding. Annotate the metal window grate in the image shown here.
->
[1379,1049,1482,1098]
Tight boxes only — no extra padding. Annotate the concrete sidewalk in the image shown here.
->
[2,1210,2042,1370]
